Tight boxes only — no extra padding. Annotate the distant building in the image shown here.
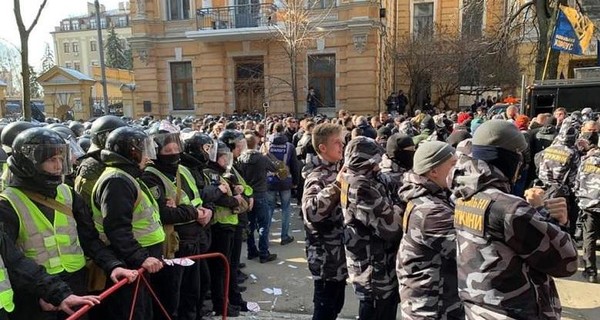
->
[51,2,131,77]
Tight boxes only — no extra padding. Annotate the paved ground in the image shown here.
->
[209,203,600,319]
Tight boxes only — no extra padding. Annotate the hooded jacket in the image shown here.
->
[301,155,347,282]
[340,137,401,300]
[396,171,462,319]
[449,154,578,319]
[575,148,600,213]
[379,154,407,207]
[267,134,300,190]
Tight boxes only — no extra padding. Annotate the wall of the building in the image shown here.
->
[130,0,393,117]
[90,66,135,98]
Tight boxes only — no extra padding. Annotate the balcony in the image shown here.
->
[186,4,277,42]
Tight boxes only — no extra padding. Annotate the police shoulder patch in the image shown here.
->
[454,196,490,237]
[149,186,161,199]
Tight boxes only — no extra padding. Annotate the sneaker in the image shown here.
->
[239,262,246,269]
[247,252,259,260]
[280,236,295,246]
[237,270,249,283]
[583,268,598,283]
[260,253,277,263]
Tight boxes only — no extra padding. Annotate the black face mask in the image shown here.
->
[582,132,599,146]
[393,150,415,170]
[156,153,181,167]
[472,145,522,185]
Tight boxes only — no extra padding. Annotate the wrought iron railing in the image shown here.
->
[196,3,277,30]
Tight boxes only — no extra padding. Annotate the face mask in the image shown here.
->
[582,132,599,146]
[156,153,181,167]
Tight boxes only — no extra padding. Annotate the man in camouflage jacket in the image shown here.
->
[397,141,463,319]
[302,123,348,320]
[536,117,581,235]
[575,132,600,283]
[380,133,415,207]
[340,136,402,320]
[450,120,578,320]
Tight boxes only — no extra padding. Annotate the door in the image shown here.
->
[234,58,264,113]
[235,0,260,27]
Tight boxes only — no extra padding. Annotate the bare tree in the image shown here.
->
[396,23,521,112]
[13,0,49,121]
[267,0,335,114]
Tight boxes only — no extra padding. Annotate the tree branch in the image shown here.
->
[26,0,49,34]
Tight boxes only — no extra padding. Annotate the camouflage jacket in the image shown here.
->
[450,155,578,320]
[301,155,348,282]
[537,123,580,196]
[341,165,402,300]
[379,154,407,207]
[575,148,600,213]
[397,171,463,319]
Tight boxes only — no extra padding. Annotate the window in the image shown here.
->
[312,0,335,9]
[118,16,128,27]
[74,62,81,71]
[72,42,79,53]
[170,62,194,110]
[167,0,190,20]
[308,54,336,108]
[90,18,97,29]
[91,60,99,66]
[65,62,72,69]
[72,20,80,30]
[61,21,70,31]
[461,0,483,38]
[90,40,97,51]
[413,2,434,38]
[63,42,70,53]
[100,18,107,28]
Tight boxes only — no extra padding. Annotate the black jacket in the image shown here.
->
[0,229,72,315]
[236,150,277,193]
[93,151,162,268]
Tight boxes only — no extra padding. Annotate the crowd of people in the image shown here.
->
[0,101,595,320]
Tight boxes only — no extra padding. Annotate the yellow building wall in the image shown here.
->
[90,66,135,99]
[130,0,394,117]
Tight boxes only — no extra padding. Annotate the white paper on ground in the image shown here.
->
[288,264,298,269]
[262,288,274,295]
[292,229,302,233]
[277,261,285,265]
[273,288,282,296]
[247,301,260,312]
[249,273,257,280]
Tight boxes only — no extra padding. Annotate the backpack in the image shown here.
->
[267,150,290,180]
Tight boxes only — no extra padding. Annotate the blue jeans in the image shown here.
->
[267,189,292,240]
[247,192,272,258]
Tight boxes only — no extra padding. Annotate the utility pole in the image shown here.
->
[95,0,109,114]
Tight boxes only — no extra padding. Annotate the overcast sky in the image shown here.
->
[0,0,124,69]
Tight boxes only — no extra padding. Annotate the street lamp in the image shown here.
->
[95,0,110,115]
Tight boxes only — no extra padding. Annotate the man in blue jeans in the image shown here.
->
[267,123,300,245]
[237,133,279,263]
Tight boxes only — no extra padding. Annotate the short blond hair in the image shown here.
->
[312,123,342,154]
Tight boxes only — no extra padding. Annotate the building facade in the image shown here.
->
[129,0,397,117]
[52,2,132,76]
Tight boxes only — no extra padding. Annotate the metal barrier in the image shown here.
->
[66,252,230,320]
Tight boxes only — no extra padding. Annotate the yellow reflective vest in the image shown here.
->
[1,185,86,275]
[92,167,165,247]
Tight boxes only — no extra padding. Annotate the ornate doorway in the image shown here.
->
[234,57,264,113]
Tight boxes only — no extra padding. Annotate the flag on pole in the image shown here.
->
[551,5,595,55]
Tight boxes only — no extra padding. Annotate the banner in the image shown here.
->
[551,5,595,55]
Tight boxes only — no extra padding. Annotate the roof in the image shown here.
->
[58,67,95,81]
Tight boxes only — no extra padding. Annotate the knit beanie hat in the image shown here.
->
[413,141,455,175]
[386,133,414,159]
[472,120,527,154]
